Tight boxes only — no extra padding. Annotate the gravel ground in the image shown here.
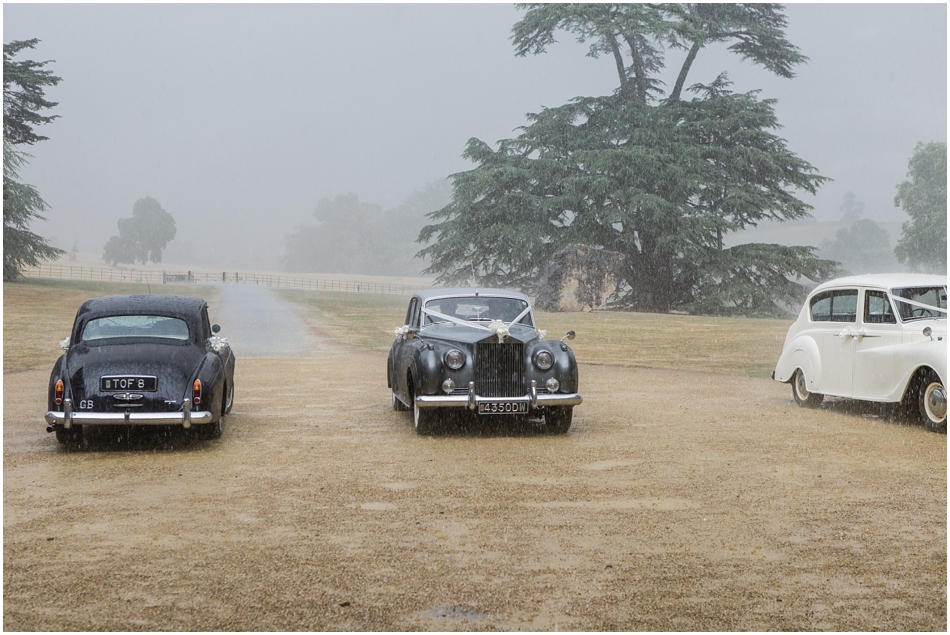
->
[4,333,946,631]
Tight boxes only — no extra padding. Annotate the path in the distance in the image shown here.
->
[207,283,328,357]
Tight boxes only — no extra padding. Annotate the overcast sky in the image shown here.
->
[4,3,946,270]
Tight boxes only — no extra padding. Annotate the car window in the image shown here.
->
[892,286,948,321]
[810,289,857,323]
[864,290,896,324]
[82,315,190,341]
[406,298,421,329]
[423,297,534,327]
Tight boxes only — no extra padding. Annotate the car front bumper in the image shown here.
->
[415,381,582,411]
[45,398,213,429]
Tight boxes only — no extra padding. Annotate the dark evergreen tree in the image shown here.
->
[3,39,63,281]
[419,4,837,315]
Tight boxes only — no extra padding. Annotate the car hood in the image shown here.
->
[64,340,205,399]
[419,322,540,346]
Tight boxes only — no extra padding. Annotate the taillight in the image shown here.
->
[193,379,202,405]
[55,379,64,406]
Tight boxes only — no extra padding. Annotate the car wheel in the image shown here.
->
[392,388,409,412]
[410,379,437,435]
[792,369,823,408]
[918,370,947,432]
[545,407,573,434]
[55,425,83,446]
[223,382,234,414]
[196,419,222,440]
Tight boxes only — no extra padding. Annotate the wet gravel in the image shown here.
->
[3,343,946,630]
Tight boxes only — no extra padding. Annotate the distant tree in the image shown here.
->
[894,141,947,273]
[820,219,895,275]
[419,4,836,316]
[103,197,177,265]
[3,39,64,281]
[839,191,865,223]
[282,182,450,276]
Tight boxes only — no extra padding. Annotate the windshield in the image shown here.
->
[892,286,948,322]
[82,315,190,341]
[423,296,534,327]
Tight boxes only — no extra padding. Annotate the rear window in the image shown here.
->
[82,315,190,341]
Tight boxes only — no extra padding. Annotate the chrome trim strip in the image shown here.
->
[44,410,214,426]
[416,392,582,410]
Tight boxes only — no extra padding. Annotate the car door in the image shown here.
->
[852,288,903,401]
[815,288,859,398]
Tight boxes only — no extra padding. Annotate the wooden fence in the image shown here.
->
[20,264,431,296]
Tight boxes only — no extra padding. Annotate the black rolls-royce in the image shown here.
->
[45,294,236,444]
[388,288,582,434]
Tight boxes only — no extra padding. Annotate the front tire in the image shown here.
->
[410,375,437,435]
[545,407,573,434]
[918,370,947,432]
[392,388,409,412]
[792,369,823,408]
[223,382,234,414]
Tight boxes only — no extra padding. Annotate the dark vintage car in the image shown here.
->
[45,294,236,444]
[388,288,582,434]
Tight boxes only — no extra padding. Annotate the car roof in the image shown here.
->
[811,273,948,295]
[75,294,208,320]
[414,288,531,303]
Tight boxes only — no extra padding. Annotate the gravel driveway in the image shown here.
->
[3,302,946,630]
[209,283,321,357]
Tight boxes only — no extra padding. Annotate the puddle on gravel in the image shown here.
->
[419,604,489,621]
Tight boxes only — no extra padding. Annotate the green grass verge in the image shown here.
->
[277,289,794,379]
[3,278,218,373]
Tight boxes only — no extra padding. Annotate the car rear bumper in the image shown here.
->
[45,398,213,429]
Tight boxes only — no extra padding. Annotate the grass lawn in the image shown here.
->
[3,279,218,373]
[277,289,794,379]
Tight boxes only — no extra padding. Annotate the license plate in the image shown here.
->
[100,375,157,392]
[477,400,528,415]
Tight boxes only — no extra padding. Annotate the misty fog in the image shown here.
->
[3,3,946,275]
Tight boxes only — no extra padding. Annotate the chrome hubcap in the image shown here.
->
[925,383,947,421]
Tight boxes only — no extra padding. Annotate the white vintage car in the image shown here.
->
[773,274,947,431]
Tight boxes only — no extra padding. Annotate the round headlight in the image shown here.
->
[534,350,555,371]
[444,349,465,370]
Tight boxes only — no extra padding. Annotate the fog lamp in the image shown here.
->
[442,378,456,394]
[546,377,560,392]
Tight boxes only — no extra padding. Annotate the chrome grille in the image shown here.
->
[475,341,524,397]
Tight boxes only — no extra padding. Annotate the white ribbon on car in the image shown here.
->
[208,335,228,352]
[891,296,948,315]
[59,337,70,351]
[394,325,410,337]
[420,305,540,343]
[488,320,510,342]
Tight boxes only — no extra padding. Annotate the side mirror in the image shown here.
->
[923,326,933,339]
[212,324,221,334]
[561,330,576,342]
